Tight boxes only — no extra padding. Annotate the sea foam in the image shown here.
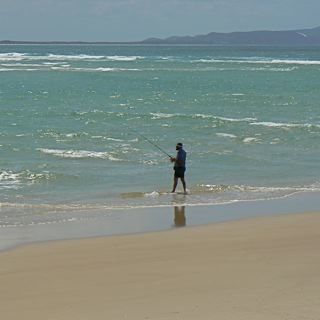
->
[37,148,123,161]
[216,133,237,139]
[194,57,320,66]
[0,170,52,190]
[250,121,320,129]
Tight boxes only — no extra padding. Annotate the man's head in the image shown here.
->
[176,142,183,150]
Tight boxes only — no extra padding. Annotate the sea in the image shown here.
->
[1,44,320,243]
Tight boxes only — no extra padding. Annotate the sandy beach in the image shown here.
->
[1,211,320,319]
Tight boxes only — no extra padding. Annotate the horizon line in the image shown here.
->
[1,25,319,44]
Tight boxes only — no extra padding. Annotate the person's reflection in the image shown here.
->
[174,205,186,227]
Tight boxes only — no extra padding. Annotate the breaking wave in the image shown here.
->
[194,57,320,66]
[37,148,123,161]
[250,121,320,129]
[149,112,257,122]
[0,52,144,62]
[0,170,53,190]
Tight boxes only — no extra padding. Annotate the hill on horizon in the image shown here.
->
[142,26,320,46]
[1,26,320,45]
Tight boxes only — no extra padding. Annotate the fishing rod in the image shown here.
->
[123,123,172,158]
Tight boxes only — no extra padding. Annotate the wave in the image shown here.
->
[105,55,143,61]
[1,183,320,229]
[120,183,320,197]
[269,59,320,65]
[0,171,21,190]
[193,57,320,66]
[0,52,144,62]
[242,137,262,144]
[214,116,257,122]
[239,67,298,72]
[0,170,53,190]
[0,53,26,61]
[0,68,40,72]
[0,64,140,72]
[150,112,177,119]
[250,121,320,129]
[1,52,319,68]
[41,131,89,139]
[0,66,297,73]
[195,183,320,196]
[50,67,140,72]
[47,54,105,60]
[148,112,256,122]
[0,63,46,67]
[37,148,123,161]
[119,183,320,206]
[194,114,257,122]
[216,133,237,139]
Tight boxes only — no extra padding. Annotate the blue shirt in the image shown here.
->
[175,148,187,168]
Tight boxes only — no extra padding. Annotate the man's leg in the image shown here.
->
[171,176,178,193]
[181,177,187,193]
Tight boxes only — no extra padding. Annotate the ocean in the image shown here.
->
[1,44,320,232]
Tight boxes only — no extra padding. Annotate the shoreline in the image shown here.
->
[1,211,320,319]
[1,191,320,252]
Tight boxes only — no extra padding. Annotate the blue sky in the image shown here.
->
[1,0,319,41]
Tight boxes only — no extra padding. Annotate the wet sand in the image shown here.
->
[1,212,320,319]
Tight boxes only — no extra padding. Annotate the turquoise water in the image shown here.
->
[1,45,320,227]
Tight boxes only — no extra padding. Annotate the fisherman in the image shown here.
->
[170,142,187,194]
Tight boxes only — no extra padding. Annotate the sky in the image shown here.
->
[0,0,319,42]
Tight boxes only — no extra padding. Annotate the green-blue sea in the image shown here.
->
[1,44,320,230]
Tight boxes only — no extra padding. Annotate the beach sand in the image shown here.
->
[1,212,320,320]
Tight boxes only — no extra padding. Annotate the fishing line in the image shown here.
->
[122,123,172,158]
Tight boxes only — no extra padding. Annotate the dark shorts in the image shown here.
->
[174,167,186,178]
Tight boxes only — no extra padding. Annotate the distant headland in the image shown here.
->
[1,26,320,46]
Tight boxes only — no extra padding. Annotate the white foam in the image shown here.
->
[0,68,39,72]
[105,55,143,61]
[250,121,320,129]
[198,183,320,194]
[47,54,105,60]
[0,171,20,184]
[194,113,256,122]
[0,53,144,63]
[43,62,64,65]
[105,137,124,142]
[0,53,26,61]
[150,112,176,119]
[215,116,257,122]
[144,191,160,197]
[194,57,320,66]
[15,133,29,137]
[196,59,226,63]
[142,159,159,165]
[242,137,261,143]
[216,133,237,139]
[0,170,51,190]
[269,59,320,65]
[297,32,307,37]
[96,67,117,72]
[50,66,139,72]
[65,133,78,138]
[0,63,45,67]
[1,53,319,66]
[37,148,123,161]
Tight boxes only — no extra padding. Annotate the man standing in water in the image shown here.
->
[170,142,187,194]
